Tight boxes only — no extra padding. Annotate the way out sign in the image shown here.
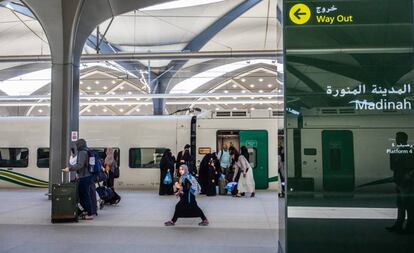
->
[71,131,78,142]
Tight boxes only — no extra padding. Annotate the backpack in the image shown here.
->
[87,150,106,182]
[188,174,201,196]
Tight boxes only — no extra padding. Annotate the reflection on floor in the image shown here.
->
[289,206,396,219]
[288,218,414,253]
[0,189,278,253]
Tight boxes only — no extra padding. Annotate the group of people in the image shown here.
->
[62,139,121,220]
[159,144,256,198]
[160,143,256,226]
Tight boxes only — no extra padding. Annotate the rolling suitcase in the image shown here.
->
[51,182,78,223]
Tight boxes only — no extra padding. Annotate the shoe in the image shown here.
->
[81,215,94,220]
[164,221,175,226]
[251,192,255,198]
[241,193,245,197]
[198,220,209,226]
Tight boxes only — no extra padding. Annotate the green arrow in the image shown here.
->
[294,8,306,19]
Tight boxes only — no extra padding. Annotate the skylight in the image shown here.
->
[170,59,276,94]
[140,0,226,11]
[0,68,51,96]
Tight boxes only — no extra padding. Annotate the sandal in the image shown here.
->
[164,221,175,226]
[198,220,209,226]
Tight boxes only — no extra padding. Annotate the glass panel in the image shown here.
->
[0,148,29,168]
[284,0,414,252]
[37,148,49,168]
[129,148,167,168]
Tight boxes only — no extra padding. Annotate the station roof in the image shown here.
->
[0,0,282,116]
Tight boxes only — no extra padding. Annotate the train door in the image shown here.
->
[240,130,269,189]
[322,130,355,192]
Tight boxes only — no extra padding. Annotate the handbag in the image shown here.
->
[163,170,173,185]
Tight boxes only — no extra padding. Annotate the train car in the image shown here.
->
[0,110,282,190]
[286,109,414,193]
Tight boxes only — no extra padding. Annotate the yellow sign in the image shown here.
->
[289,3,311,25]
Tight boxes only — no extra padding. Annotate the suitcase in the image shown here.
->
[51,183,78,223]
[218,179,226,195]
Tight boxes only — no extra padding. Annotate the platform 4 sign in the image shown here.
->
[286,1,411,26]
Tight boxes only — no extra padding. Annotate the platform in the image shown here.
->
[0,189,278,253]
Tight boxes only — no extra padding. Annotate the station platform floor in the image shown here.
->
[0,189,279,253]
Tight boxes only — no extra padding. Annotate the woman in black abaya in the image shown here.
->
[159,149,174,195]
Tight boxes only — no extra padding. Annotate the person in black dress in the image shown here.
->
[159,149,174,195]
[198,153,212,194]
[206,158,217,196]
[164,165,209,226]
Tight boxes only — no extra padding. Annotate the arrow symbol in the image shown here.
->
[294,8,306,19]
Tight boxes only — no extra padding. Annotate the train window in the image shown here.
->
[304,148,317,156]
[37,148,50,168]
[129,148,167,168]
[0,148,29,168]
[248,148,257,168]
[90,148,120,168]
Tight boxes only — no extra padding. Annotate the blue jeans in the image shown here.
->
[79,175,93,215]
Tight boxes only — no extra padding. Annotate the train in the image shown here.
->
[286,109,414,193]
[0,109,282,190]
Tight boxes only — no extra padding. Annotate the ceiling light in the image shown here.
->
[215,97,219,100]
[268,107,272,110]
[95,81,100,84]
[86,109,91,113]
[120,98,124,101]
[224,90,228,94]
[128,91,132,95]
[136,108,140,112]
[136,98,141,101]
[233,97,237,100]
[86,86,91,90]
[232,84,237,88]
[215,108,220,111]
[250,84,255,88]
[112,80,116,84]
[241,78,246,82]
[103,86,108,90]
[278,89,282,93]
[38,109,43,113]
[87,98,91,101]
[94,92,99,95]
[120,86,124,90]
[80,81,83,85]
[259,78,264,82]
[112,91,116,95]
[259,90,264,93]
[251,107,255,110]
[241,90,246,94]
[250,97,254,100]
[103,108,108,112]
[119,108,124,113]
[267,84,273,88]
[233,108,237,110]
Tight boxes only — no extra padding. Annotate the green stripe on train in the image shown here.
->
[0,169,48,184]
[0,170,48,188]
[0,171,48,186]
[0,175,48,188]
